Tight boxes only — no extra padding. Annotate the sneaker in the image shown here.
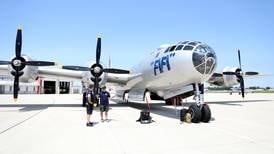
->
[86,122,93,127]
[101,119,104,122]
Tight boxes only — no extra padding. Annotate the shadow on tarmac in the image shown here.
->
[206,100,271,106]
[0,99,271,120]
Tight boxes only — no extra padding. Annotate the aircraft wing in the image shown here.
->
[0,65,9,75]
[211,72,223,78]
[207,71,266,86]
[0,65,83,80]
[207,73,224,86]
[106,73,143,88]
[243,72,273,78]
[209,71,263,79]
[38,67,83,80]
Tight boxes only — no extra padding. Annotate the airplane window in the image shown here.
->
[192,44,216,75]
[205,58,216,74]
[169,45,176,51]
[193,52,205,67]
[175,45,184,50]
[183,45,194,50]
[155,52,160,58]
[164,47,170,53]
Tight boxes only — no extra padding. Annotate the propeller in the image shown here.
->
[0,27,56,101]
[62,36,130,95]
[222,49,257,98]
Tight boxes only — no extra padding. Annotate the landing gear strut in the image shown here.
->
[165,96,182,106]
[182,83,211,123]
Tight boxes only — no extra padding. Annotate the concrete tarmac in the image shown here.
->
[0,93,274,154]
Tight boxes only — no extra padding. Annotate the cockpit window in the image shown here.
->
[175,45,184,50]
[164,47,170,53]
[192,45,216,75]
[183,45,194,50]
[155,52,160,58]
[169,45,176,52]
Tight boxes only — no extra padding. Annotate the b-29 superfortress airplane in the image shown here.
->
[0,27,257,123]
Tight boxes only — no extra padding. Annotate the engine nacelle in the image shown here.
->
[222,67,239,87]
[8,55,38,83]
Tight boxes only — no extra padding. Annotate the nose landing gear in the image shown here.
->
[181,83,211,123]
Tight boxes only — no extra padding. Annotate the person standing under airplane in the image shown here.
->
[86,84,95,126]
[98,85,110,122]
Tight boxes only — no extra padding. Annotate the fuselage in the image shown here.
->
[131,41,217,93]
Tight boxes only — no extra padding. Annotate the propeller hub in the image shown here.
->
[90,63,103,77]
[13,59,22,67]
[11,57,26,71]
[94,66,101,74]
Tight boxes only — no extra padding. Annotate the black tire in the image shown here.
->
[201,104,211,123]
[188,104,201,123]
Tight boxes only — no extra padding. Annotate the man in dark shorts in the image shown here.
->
[99,85,110,122]
[86,85,95,127]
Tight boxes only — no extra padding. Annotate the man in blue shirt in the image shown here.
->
[99,85,110,122]
[86,85,95,126]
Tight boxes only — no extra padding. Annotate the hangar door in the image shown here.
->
[43,81,56,94]
[59,81,70,94]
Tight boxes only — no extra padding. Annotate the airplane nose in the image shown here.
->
[192,44,217,75]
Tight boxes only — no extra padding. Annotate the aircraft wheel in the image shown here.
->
[201,104,211,123]
[188,104,201,123]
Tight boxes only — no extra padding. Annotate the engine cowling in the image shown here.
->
[222,67,240,87]
[8,55,38,83]
[81,61,107,88]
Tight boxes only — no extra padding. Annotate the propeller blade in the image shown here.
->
[245,71,259,75]
[96,37,101,64]
[103,68,130,74]
[13,75,19,100]
[90,77,101,83]
[238,75,245,98]
[62,66,90,71]
[237,49,242,70]
[15,28,22,58]
[0,61,11,65]
[93,77,99,95]
[223,71,237,75]
[25,61,56,66]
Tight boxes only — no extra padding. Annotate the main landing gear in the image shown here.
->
[181,83,211,123]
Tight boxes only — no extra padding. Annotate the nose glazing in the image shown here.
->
[192,45,217,75]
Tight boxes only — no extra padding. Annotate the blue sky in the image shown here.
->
[0,0,274,87]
